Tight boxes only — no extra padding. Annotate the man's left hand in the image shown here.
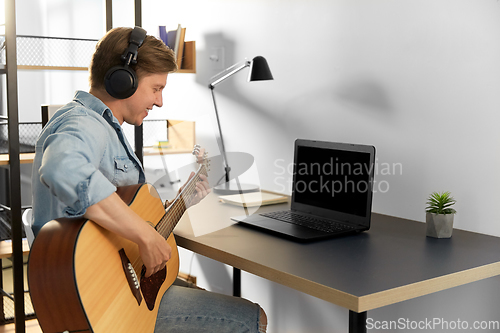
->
[176,172,210,208]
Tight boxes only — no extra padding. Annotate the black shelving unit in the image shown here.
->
[104,0,145,164]
[0,1,143,331]
[133,0,144,165]
[2,1,25,332]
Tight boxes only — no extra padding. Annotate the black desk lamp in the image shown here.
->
[209,56,274,195]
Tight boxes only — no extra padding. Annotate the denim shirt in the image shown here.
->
[31,90,145,235]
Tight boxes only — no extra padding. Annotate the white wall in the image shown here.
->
[143,0,500,235]
[16,0,104,122]
[142,0,500,332]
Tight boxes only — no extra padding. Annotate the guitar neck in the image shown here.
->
[155,164,208,238]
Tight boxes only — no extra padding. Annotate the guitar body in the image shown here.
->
[28,183,179,333]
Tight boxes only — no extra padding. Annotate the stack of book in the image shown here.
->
[159,24,187,70]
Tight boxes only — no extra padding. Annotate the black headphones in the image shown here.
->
[104,27,147,99]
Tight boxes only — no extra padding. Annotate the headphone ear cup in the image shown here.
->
[104,66,138,99]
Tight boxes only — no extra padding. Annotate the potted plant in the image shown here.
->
[425,191,456,238]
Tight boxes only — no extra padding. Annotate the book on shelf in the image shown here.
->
[158,25,178,51]
[176,27,186,69]
[169,25,180,53]
[158,24,186,69]
[219,191,288,208]
[158,26,168,47]
[155,141,171,149]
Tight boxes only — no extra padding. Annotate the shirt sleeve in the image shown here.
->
[38,110,117,217]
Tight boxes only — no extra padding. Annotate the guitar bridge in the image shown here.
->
[119,249,142,306]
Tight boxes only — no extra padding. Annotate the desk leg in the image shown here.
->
[0,258,4,325]
[233,267,241,297]
[349,311,367,333]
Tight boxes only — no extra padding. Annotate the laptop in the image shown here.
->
[231,139,376,242]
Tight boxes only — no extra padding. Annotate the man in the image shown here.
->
[31,27,267,333]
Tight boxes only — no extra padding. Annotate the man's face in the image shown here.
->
[122,72,168,126]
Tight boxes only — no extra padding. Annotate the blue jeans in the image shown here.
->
[154,285,261,333]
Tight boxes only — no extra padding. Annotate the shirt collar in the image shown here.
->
[73,90,119,126]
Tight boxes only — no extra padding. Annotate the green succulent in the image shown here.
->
[426,191,456,215]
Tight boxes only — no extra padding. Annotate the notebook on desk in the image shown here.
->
[231,139,376,242]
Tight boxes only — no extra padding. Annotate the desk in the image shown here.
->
[174,194,500,333]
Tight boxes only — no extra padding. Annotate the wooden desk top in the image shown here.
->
[0,153,35,166]
[174,193,500,313]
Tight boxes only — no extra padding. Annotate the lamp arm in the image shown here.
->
[210,86,231,183]
[208,60,251,88]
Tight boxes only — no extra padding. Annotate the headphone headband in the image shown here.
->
[121,27,147,66]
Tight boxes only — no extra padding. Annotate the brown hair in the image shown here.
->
[89,27,177,90]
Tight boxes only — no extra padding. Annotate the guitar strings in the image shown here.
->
[129,177,196,272]
[129,164,208,274]
[157,169,203,236]
[157,162,208,237]
[129,178,197,273]
[155,149,207,238]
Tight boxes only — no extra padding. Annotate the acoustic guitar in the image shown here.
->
[28,145,209,333]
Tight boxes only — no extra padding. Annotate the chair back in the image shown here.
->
[22,208,34,247]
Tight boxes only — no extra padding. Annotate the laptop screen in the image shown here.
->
[291,140,375,226]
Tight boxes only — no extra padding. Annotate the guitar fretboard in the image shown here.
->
[155,164,208,238]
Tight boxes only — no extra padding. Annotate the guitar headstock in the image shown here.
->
[192,144,210,172]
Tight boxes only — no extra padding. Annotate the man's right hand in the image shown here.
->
[84,192,172,278]
[137,226,172,277]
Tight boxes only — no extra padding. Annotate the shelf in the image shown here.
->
[18,65,87,71]
[0,239,30,259]
[141,119,195,156]
[0,119,195,164]
[0,153,35,166]
[177,41,196,73]
[1,36,195,73]
[0,35,98,70]
[143,147,192,155]
[0,319,42,333]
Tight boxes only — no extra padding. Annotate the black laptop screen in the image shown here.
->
[293,145,372,218]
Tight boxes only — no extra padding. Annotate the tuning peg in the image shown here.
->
[192,144,201,155]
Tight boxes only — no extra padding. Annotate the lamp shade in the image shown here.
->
[248,56,274,82]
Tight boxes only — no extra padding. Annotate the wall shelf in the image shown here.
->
[17,66,88,71]
[1,35,195,73]
[177,41,196,73]
[0,35,98,70]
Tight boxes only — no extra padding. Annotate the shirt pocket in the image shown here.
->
[113,156,140,186]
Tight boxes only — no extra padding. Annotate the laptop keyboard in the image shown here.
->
[260,211,356,233]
